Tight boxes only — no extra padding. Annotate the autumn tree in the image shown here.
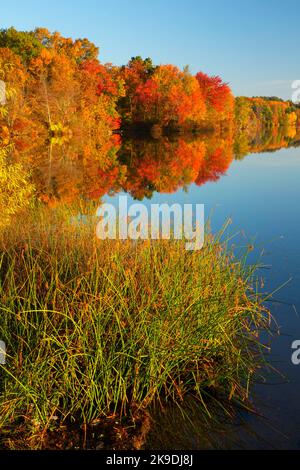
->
[235,96,300,135]
[118,56,156,124]
[123,63,206,128]
[0,144,35,230]
[0,27,43,64]
[0,47,35,144]
[196,72,234,126]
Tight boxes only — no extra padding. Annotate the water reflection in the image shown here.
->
[3,125,300,219]
[146,396,280,450]
[1,124,300,449]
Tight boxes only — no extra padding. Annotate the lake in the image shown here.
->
[3,129,300,449]
[104,137,300,449]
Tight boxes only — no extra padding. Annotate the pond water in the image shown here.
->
[4,129,300,449]
[104,141,300,449]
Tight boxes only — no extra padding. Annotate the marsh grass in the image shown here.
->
[0,204,271,448]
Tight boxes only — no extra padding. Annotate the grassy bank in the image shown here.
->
[0,207,271,449]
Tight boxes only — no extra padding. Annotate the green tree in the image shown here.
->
[0,27,43,64]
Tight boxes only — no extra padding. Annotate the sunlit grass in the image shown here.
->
[0,205,271,448]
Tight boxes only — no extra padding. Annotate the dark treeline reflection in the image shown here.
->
[2,125,300,231]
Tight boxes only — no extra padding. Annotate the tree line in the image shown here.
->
[1,27,299,145]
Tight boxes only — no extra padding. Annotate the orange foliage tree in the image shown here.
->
[196,72,234,127]
[132,65,206,127]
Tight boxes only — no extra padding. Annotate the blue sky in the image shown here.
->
[1,0,299,99]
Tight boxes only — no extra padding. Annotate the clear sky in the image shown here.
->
[1,0,299,99]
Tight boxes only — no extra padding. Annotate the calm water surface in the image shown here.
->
[105,145,300,449]
[8,133,300,449]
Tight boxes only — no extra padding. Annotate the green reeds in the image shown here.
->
[0,206,271,446]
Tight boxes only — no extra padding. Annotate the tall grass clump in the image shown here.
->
[0,205,271,447]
